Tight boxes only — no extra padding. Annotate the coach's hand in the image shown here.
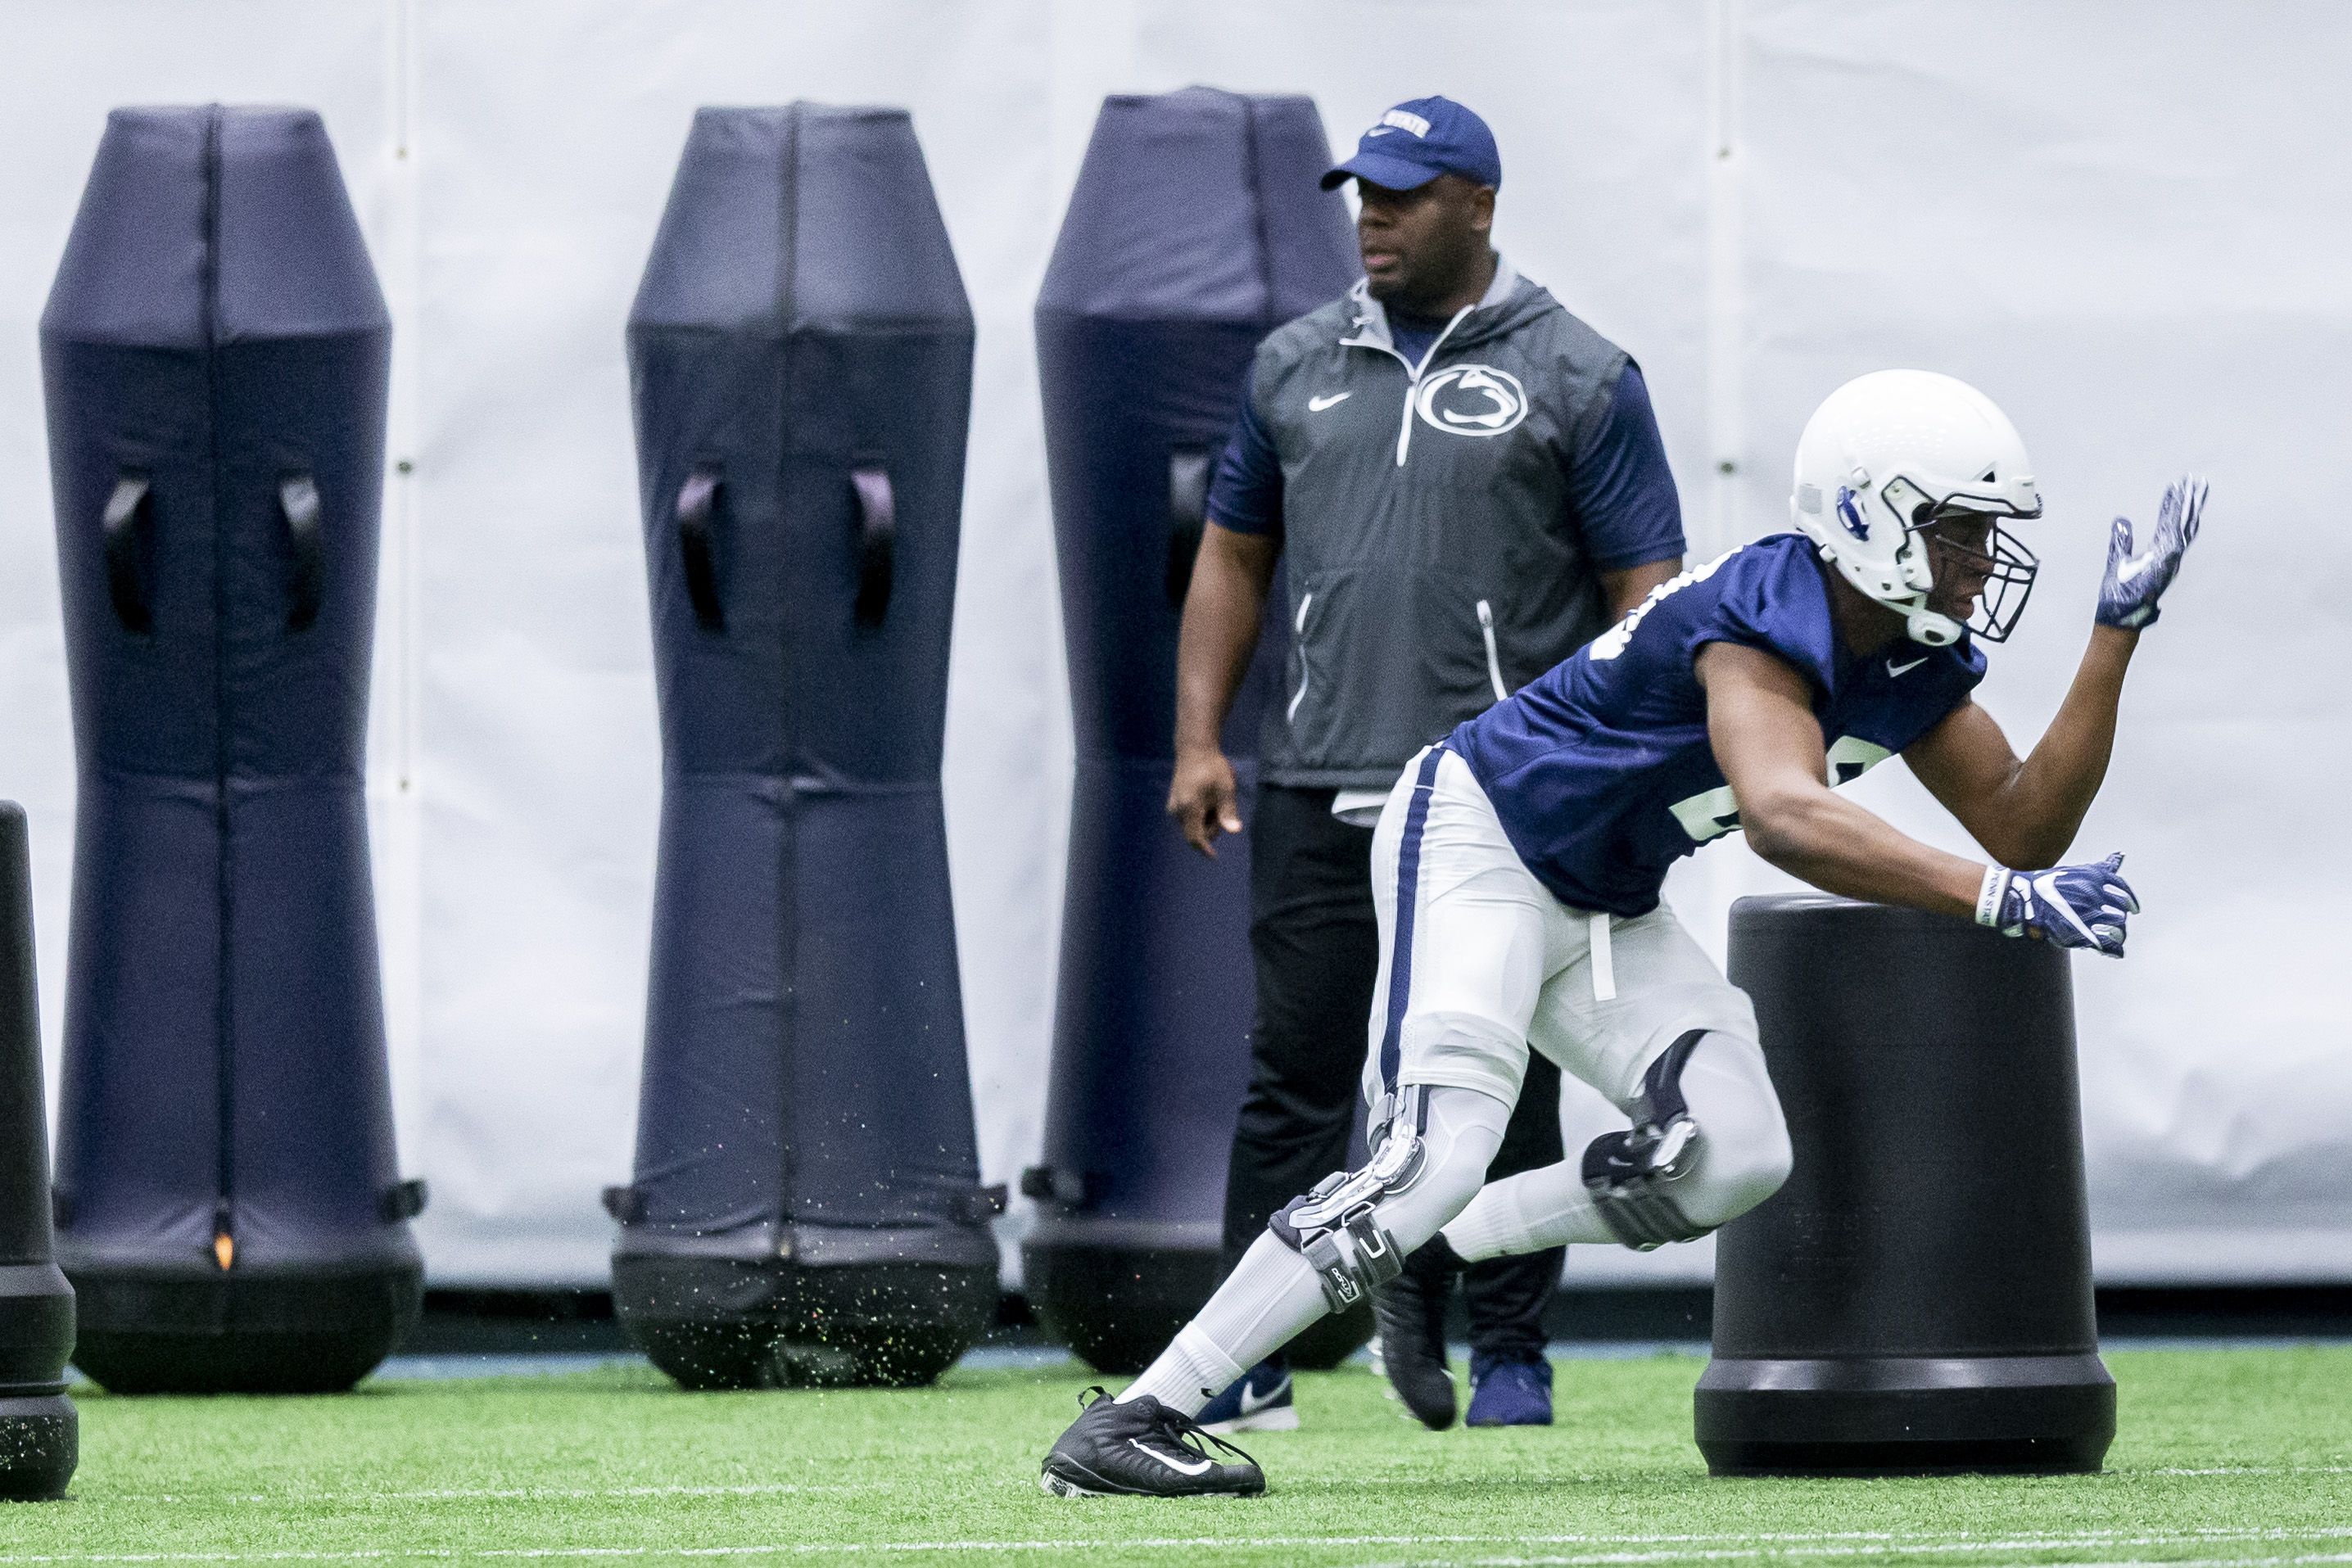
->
[2097,475,2205,630]
[1169,747,1244,857]
[1979,853,2139,956]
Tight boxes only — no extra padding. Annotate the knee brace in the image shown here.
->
[1270,1089,1430,1313]
[1582,1031,1711,1250]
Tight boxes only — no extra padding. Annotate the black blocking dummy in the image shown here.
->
[611,105,997,1390]
[1024,89,1359,1373]
[41,107,422,1394]
[1697,896,2115,1474]
[0,807,75,1497]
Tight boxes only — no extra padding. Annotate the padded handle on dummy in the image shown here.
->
[1020,1164,1091,1207]
[676,466,724,631]
[102,473,153,635]
[851,465,894,627]
[1165,446,1210,610]
[279,474,325,632]
[378,1177,429,1223]
[960,1183,1010,1223]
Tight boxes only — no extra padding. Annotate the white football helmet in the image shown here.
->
[1789,370,2043,646]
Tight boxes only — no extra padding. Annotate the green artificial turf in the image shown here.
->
[9,1347,2350,1566]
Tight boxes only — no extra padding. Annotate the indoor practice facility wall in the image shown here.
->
[0,0,2337,1286]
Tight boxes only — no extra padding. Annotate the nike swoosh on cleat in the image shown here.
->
[1886,656,1929,678]
[1309,391,1351,412]
[1237,1374,1291,1417]
[1129,1439,1213,1476]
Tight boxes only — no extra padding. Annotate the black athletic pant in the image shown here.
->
[1219,782,1563,1362]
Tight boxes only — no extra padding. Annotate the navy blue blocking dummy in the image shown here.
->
[41,107,421,1395]
[1024,89,1359,1373]
[1698,897,2115,1475]
[611,105,997,1390]
[0,807,75,1498]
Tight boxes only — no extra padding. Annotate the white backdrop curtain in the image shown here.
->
[0,0,2341,1286]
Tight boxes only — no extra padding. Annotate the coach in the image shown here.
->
[1169,97,1688,1431]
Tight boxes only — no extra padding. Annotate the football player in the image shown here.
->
[1038,368,2203,1498]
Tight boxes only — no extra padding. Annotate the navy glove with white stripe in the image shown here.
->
[1977,853,2139,957]
[2097,476,2205,630]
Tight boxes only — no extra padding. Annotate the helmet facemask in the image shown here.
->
[1863,475,2042,646]
[1917,509,2039,643]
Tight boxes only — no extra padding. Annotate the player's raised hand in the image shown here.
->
[1978,853,2139,956]
[2097,475,2205,630]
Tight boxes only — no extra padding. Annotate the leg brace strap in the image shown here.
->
[1271,1091,1428,1312]
[1582,1030,1710,1251]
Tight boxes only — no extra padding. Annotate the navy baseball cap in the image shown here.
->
[1321,96,1502,192]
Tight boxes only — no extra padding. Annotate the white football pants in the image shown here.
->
[1120,746,1793,1417]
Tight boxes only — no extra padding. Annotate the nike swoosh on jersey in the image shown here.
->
[1886,656,1929,677]
[1237,1374,1291,1417]
[1309,391,1351,412]
[1129,1439,1212,1476]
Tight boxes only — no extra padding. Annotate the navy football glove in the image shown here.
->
[1977,853,2139,957]
[2097,475,2205,630]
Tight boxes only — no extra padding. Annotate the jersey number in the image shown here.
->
[1668,737,1893,844]
[1587,549,1735,662]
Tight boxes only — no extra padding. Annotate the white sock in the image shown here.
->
[1119,1322,1249,1416]
[1118,1085,1512,1415]
[1443,1165,1615,1258]
[1120,1233,1324,1415]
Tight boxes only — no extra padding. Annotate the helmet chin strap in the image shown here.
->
[1902,601,1964,646]
[1819,535,1966,646]
[1893,526,1963,646]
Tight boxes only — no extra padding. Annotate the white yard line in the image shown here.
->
[106,1465,2345,1505]
[1386,1534,2352,1568]
[2149,1465,2352,1477]
[110,1484,869,1504]
[1398,1548,2352,1568]
[101,1466,2344,1507]
[15,1525,2352,1566]
[1433,1557,2352,1568]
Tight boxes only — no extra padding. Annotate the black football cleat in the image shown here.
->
[1039,1386,1266,1498]
[1374,1233,1462,1430]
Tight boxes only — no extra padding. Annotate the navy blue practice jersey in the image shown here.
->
[1449,531,1986,917]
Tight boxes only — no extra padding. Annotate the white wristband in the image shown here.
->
[1975,864,2013,928]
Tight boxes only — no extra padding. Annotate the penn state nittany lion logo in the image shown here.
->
[1414,364,1529,438]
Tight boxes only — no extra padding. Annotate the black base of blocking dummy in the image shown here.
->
[1695,895,2113,1477]
[0,1393,76,1502]
[0,1266,75,1500]
[66,1261,420,1396]
[0,799,75,1496]
[1695,1354,2115,1476]
[615,1225,996,1390]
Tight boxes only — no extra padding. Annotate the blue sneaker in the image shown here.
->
[1465,1353,1553,1427]
[1196,1354,1297,1435]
